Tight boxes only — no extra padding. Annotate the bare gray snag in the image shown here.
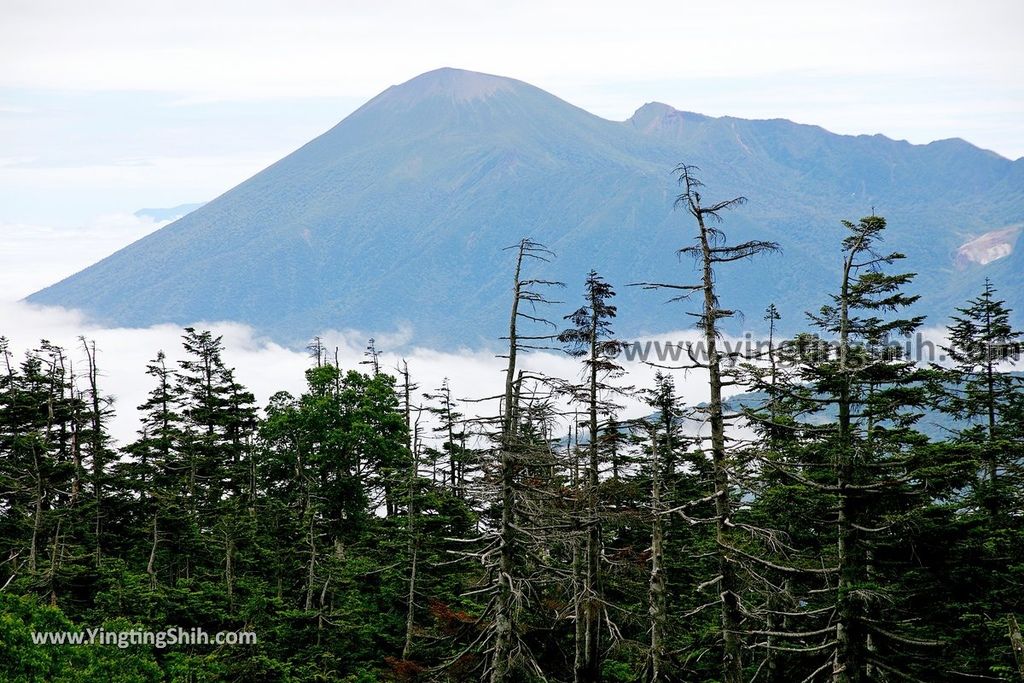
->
[1010,615,1024,681]
[637,165,779,683]
[80,337,107,567]
[647,409,666,682]
[438,238,563,683]
[400,359,419,661]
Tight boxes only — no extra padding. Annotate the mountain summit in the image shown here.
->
[29,69,1024,346]
[374,67,521,104]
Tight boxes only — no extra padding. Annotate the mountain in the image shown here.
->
[28,68,1024,348]
[134,203,205,223]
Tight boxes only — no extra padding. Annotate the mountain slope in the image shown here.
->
[28,68,1024,347]
[134,203,205,223]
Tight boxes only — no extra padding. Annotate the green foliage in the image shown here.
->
[0,594,162,683]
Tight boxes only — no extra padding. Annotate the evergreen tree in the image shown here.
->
[124,351,184,588]
[5,207,1024,682]
[772,215,953,681]
[558,270,628,682]
[940,279,1023,514]
[641,372,683,683]
[423,378,470,497]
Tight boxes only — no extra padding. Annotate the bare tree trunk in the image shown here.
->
[695,208,744,683]
[834,507,854,683]
[983,288,999,515]
[491,241,526,683]
[834,245,858,683]
[1009,615,1024,681]
[581,295,602,682]
[570,421,585,683]
[82,339,104,566]
[492,452,516,682]
[147,513,159,588]
[764,583,783,682]
[649,428,666,683]
[403,544,418,660]
[224,532,235,611]
[402,365,419,661]
[30,444,43,573]
[639,169,776,683]
[304,514,317,612]
[47,518,62,602]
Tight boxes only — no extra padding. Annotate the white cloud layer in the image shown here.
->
[0,296,980,451]
[0,297,726,447]
[0,215,709,448]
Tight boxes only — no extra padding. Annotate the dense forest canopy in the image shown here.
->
[2,168,1023,682]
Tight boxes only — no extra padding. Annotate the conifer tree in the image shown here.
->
[558,270,628,682]
[175,328,257,588]
[423,379,470,496]
[940,278,1023,514]
[762,215,950,681]
[125,351,184,587]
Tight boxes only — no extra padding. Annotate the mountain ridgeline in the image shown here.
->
[29,68,1024,345]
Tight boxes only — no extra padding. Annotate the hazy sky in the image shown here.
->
[1,0,1022,230]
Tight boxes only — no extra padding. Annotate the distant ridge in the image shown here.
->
[134,203,205,223]
[30,68,1024,347]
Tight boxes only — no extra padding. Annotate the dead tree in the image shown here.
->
[648,420,666,683]
[80,337,112,567]
[399,360,421,660]
[1010,615,1024,681]
[641,372,684,683]
[443,238,564,683]
[636,164,779,683]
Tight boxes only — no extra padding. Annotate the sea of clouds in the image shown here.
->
[1,295,732,446]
